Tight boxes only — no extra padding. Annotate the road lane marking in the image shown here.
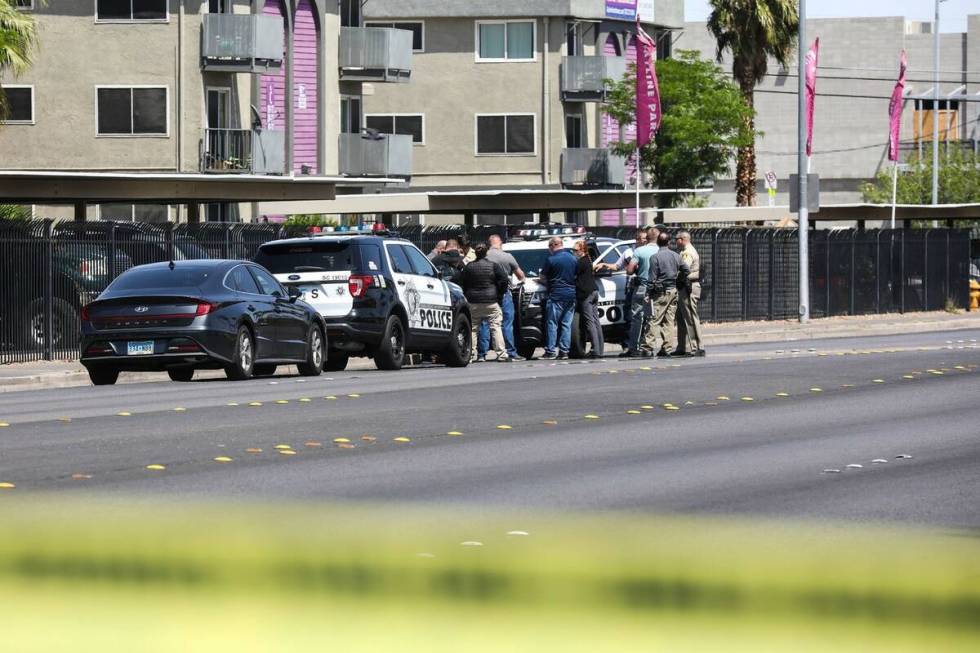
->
[447,431,464,436]
[213,457,233,463]
[496,425,513,430]
[0,482,15,488]
[332,438,351,444]
[145,465,166,471]
[245,448,263,454]
[304,441,322,448]
[116,412,132,417]
[393,436,412,442]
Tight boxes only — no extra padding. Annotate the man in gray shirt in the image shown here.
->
[645,232,690,357]
[477,235,526,361]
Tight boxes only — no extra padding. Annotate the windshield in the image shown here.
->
[254,242,357,274]
[107,266,213,291]
[509,249,574,278]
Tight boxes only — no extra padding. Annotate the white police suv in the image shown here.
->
[254,228,471,371]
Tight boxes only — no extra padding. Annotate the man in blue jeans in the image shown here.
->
[539,236,578,360]
[477,235,526,361]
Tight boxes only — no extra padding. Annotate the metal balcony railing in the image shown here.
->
[339,133,413,178]
[560,56,627,102]
[560,148,626,187]
[201,128,285,175]
[339,27,412,82]
[201,14,284,73]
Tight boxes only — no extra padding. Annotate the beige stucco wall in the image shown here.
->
[363,16,579,189]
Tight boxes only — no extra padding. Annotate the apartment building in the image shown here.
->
[361,0,684,225]
[679,15,980,207]
[0,0,414,221]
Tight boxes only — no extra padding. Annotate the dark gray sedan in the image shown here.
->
[79,260,326,385]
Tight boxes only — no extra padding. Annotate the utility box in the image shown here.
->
[789,174,820,213]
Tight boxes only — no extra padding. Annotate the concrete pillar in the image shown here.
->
[539,211,550,224]
[187,203,201,224]
[464,213,475,228]
[73,202,86,222]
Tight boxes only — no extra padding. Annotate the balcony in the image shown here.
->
[339,27,412,82]
[201,14,284,73]
[560,149,626,187]
[339,133,412,178]
[560,56,627,102]
[201,128,285,175]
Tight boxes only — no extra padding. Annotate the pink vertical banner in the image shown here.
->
[634,20,661,150]
[888,50,908,162]
[804,38,819,158]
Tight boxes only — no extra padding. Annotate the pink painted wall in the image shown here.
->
[601,33,638,226]
[292,0,319,174]
[260,0,287,135]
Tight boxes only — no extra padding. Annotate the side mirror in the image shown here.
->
[287,286,302,302]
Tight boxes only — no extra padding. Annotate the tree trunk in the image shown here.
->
[735,80,757,207]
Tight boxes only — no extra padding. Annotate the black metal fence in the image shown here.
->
[0,220,971,364]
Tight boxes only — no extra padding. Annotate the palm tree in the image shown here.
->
[0,0,40,121]
[707,0,798,206]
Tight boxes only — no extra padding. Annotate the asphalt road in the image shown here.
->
[1,329,978,528]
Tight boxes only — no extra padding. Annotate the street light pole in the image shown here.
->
[931,0,942,205]
[797,0,809,323]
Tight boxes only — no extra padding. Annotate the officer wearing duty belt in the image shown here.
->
[674,231,705,357]
[645,232,690,358]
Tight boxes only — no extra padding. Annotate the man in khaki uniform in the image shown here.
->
[674,231,705,357]
[645,232,689,357]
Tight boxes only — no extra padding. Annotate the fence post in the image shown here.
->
[164,222,174,261]
[900,230,906,314]
[767,230,775,320]
[43,220,53,362]
[824,232,830,317]
[740,231,749,321]
[710,230,718,322]
[223,223,231,259]
[874,230,880,313]
[849,230,856,316]
[945,230,952,308]
[108,222,119,281]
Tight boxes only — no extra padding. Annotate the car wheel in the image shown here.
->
[87,366,119,386]
[374,315,406,371]
[297,325,325,376]
[225,326,255,380]
[442,314,471,368]
[167,368,194,382]
[25,298,79,351]
[324,352,349,372]
[569,312,586,359]
[253,364,277,377]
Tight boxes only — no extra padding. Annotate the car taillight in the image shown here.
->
[196,302,217,316]
[81,304,91,321]
[167,339,201,353]
[348,274,374,298]
[85,342,113,356]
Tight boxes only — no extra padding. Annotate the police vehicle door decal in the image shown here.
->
[386,243,452,332]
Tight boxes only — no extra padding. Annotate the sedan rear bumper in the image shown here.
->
[80,328,235,370]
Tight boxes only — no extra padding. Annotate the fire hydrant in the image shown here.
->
[971,279,980,311]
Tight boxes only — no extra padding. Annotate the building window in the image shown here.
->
[476,114,535,155]
[340,95,362,134]
[339,0,360,27]
[1,86,34,124]
[96,0,167,22]
[365,114,424,144]
[565,114,583,148]
[96,87,168,136]
[98,204,171,223]
[364,21,424,52]
[14,1,35,10]
[476,20,535,62]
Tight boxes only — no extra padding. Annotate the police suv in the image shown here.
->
[253,228,471,371]
[504,230,635,358]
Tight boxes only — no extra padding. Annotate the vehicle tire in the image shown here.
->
[442,313,471,368]
[87,366,119,386]
[253,364,277,377]
[323,352,349,372]
[297,325,325,376]
[167,368,194,382]
[517,342,537,360]
[569,312,586,359]
[25,298,79,352]
[225,326,255,380]
[374,315,406,371]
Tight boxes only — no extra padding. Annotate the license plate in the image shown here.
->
[127,340,154,356]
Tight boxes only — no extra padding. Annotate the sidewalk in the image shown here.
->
[2,310,978,392]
